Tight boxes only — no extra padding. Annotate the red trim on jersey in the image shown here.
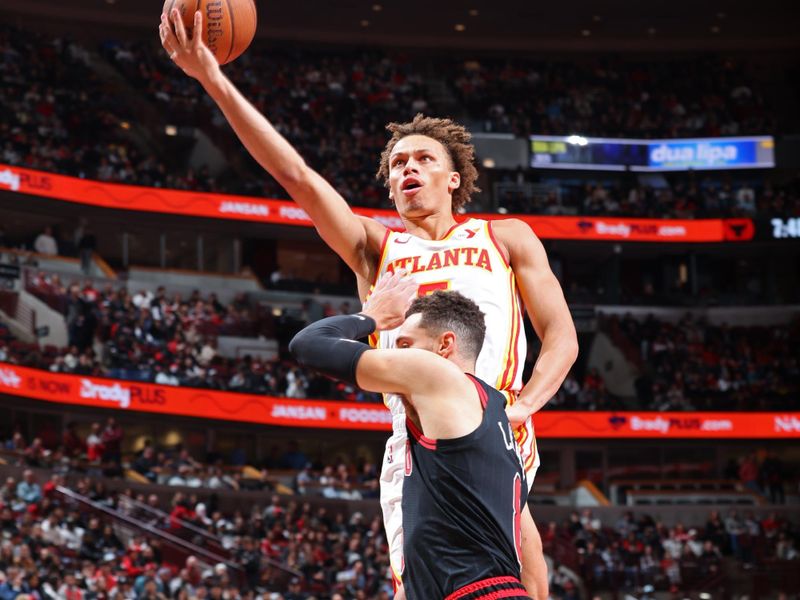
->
[486,221,512,270]
[512,473,523,567]
[391,568,402,593]
[509,283,524,389]
[406,418,437,450]
[466,374,488,408]
[477,590,530,599]
[445,576,526,600]
[441,219,467,240]
[499,274,521,390]
[407,376,486,450]
[502,275,519,389]
[367,228,392,350]
[372,228,392,284]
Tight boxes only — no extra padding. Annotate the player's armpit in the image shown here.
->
[491,219,575,345]
[492,219,578,416]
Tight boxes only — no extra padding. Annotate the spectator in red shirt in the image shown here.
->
[86,422,104,463]
[169,496,196,531]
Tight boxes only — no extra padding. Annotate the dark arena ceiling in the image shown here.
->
[2,0,799,52]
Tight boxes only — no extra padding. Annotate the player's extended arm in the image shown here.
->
[159,10,384,279]
[493,219,579,426]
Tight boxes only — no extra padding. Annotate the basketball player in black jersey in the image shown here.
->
[290,272,531,600]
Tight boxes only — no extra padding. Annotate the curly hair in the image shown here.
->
[405,291,486,361]
[376,114,480,213]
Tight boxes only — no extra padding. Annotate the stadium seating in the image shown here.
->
[2,23,797,219]
[1,459,797,599]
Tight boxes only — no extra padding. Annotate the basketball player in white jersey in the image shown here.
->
[161,13,578,599]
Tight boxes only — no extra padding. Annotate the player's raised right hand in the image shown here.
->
[160,9,220,84]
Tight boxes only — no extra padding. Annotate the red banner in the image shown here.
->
[0,364,797,438]
[533,411,800,439]
[0,164,752,243]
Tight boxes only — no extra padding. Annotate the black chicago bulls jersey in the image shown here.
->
[401,374,529,600]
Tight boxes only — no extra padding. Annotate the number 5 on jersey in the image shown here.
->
[417,280,451,296]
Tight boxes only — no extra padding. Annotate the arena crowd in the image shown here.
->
[0,463,797,600]
[2,24,797,220]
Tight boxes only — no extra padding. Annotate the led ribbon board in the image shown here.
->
[0,164,753,242]
[0,365,797,437]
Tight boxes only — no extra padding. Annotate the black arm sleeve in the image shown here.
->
[288,314,377,386]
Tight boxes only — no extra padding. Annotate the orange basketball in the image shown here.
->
[163,0,257,65]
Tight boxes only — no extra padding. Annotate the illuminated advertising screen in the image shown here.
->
[1,364,798,438]
[530,135,775,171]
[0,164,754,243]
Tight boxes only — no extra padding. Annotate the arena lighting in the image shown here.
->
[372,3,382,11]
[566,135,589,146]
[468,9,479,16]
[699,594,712,600]
[454,23,466,32]
[164,125,178,136]
[482,157,496,168]
[119,121,130,130]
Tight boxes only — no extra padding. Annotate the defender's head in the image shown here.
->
[377,114,479,218]
[396,291,486,368]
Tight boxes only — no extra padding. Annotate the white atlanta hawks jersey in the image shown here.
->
[370,218,539,584]
[369,217,534,469]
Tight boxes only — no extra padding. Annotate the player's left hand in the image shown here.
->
[361,270,418,331]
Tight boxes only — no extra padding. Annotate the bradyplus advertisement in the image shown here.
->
[0,163,753,243]
[0,364,393,430]
[0,364,798,438]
